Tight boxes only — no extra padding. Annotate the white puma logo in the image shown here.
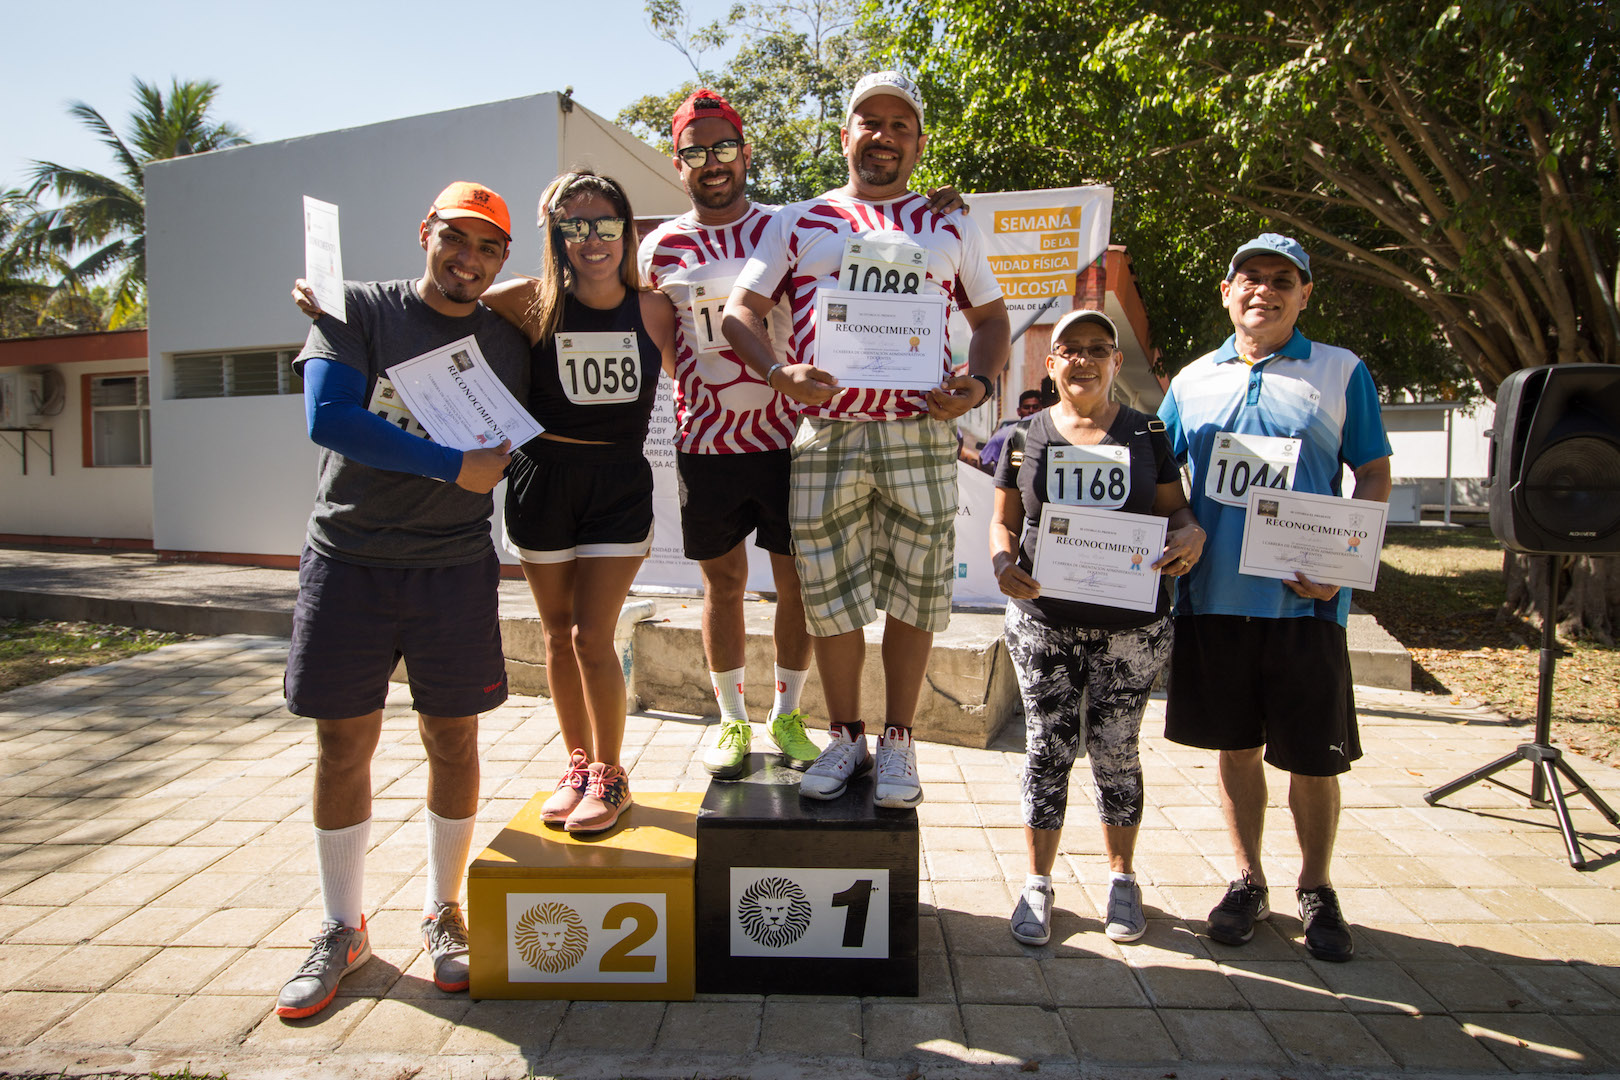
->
[1329,742,1346,756]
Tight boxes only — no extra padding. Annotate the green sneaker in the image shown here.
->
[768,709,820,769]
[703,719,751,778]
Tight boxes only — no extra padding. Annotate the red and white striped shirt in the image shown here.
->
[734,190,1003,422]
[638,204,797,454]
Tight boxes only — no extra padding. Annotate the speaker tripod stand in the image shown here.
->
[1424,554,1620,870]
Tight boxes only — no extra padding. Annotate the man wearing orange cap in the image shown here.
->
[276,182,528,1019]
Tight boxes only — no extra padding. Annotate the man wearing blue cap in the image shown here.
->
[1158,234,1391,962]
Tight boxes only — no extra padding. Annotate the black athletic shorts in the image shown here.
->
[284,548,507,720]
[1163,613,1361,776]
[503,438,653,562]
[676,448,793,561]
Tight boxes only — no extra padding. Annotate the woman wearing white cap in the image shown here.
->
[989,309,1204,946]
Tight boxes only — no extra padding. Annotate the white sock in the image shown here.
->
[1111,871,1137,884]
[711,667,749,724]
[772,666,810,718]
[315,819,370,928]
[1024,873,1053,894]
[424,808,477,917]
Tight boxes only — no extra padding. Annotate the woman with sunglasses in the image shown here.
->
[484,170,677,834]
[988,310,1204,947]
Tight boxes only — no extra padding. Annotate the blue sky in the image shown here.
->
[4,0,745,195]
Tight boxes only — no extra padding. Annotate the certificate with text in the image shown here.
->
[1238,488,1388,590]
[302,196,346,324]
[384,335,541,452]
[1031,504,1167,612]
[814,288,947,391]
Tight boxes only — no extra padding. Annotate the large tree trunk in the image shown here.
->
[1500,552,1620,645]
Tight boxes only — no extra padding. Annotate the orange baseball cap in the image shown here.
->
[427,181,512,239]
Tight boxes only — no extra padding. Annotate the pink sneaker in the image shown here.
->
[565,762,633,833]
[540,748,590,826]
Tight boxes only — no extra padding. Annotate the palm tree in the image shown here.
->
[22,77,248,328]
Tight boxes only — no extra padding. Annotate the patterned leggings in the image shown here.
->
[1003,606,1172,831]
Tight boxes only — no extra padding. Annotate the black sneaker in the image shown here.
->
[1298,884,1355,962]
[1207,872,1269,946]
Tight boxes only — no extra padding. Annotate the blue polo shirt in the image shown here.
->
[1158,328,1392,626]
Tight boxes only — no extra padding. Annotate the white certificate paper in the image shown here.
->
[302,196,346,324]
[384,335,541,452]
[814,288,947,390]
[1031,504,1167,612]
[1238,488,1388,590]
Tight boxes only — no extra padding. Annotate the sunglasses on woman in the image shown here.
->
[555,216,627,243]
[676,139,743,167]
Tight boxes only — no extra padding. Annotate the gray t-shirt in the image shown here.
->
[294,279,529,567]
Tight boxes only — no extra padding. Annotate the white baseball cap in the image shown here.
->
[848,71,925,125]
[1050,308,1119,348]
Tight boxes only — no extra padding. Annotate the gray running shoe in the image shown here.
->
[1010,881,1054,945]
[422,900,470,991]
[1104,878,1146,942]
[873,725,924,808]
[276,916,370,1019]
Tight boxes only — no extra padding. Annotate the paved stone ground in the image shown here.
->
[0,634,1617,1080]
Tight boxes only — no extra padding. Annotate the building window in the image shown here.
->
[89,374,150,467]
[171,348,304,399]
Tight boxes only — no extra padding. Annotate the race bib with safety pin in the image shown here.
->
[1205,431,1299,507]
[840,235,927,295]
[688,277,735,356]
[1047,444,1132,509]
[556,331,640,405]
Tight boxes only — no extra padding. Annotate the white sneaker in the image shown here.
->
[799,725,870,800]
[873,725,923,808]
[1104,877,1146,942]
[1010,882,1053,945]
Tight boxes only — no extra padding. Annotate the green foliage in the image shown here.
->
[14,77,248,330]
[886,0,1616,398]
[618,0,880,204]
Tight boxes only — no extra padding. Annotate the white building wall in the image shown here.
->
[1382,400,1495,507]
[145,94,683,557]
[0,359,153,540]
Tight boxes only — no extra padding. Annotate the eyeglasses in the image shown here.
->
[1231,271,1301,292]
[676,139,742,167]
[1053,343,1118,361]
[555,216,627,243]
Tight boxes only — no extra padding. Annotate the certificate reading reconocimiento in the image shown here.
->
[813,289,948,391]
[1031,504,1167,613]
[1238,487,1388,591]
[384,335,542,453]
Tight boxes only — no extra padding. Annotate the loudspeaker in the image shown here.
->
[1488,364,1620,554]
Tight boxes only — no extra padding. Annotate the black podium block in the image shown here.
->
[695,753,918,997]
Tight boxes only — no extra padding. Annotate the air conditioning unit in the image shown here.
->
[0,372,47,427]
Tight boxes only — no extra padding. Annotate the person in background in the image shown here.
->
[978,388,1043,474]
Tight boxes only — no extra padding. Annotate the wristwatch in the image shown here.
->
[970,374,994,402]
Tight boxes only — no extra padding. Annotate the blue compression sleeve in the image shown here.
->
[303,358,463,483]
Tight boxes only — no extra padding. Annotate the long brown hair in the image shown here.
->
[529,169,645,342]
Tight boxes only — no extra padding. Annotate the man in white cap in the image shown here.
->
[723,71,1010,809]
[1158,233,1391,963]
[277,182,527,1017]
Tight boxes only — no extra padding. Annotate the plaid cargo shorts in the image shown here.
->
[789,414,958,637]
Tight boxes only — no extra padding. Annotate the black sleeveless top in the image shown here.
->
[528,290,663,444]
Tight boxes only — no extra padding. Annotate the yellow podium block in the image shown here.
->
[467,791,700,1000]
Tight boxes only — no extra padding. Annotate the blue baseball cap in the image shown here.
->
[1227,233,1311,283]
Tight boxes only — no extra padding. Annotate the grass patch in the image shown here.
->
[1358,525,1620,761]
[0,618,195,695]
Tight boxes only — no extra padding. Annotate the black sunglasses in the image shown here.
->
[676,139,742,167]
[556,216,627,243]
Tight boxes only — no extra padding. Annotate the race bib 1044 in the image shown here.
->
[840,235,927,295]
[556,331,640,405]
[1205,431,1299,507]
[1046,444,1131,509]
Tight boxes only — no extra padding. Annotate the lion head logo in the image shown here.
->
[514,901,588,973]
[738,876,812,948]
